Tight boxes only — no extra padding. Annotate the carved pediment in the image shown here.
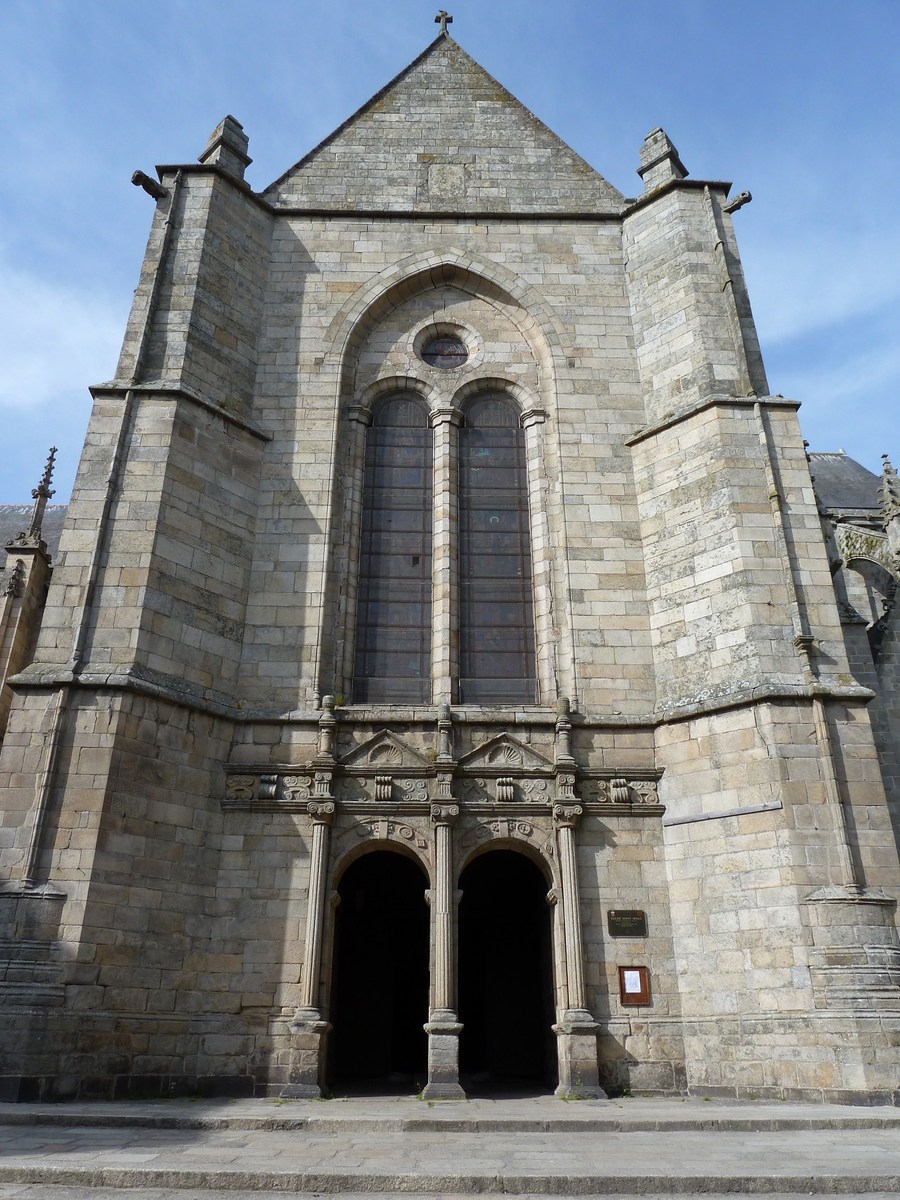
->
[457,733,553,774]
[339,729,431,771]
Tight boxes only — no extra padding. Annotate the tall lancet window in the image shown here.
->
[353,394,433,704]
[459,394,536,704]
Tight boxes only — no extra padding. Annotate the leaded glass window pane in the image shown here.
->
[459,394,536,705]
[353,396,433,704]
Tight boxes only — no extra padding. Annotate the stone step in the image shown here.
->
[2,1100,900,1194]
[3,1095,900,1133]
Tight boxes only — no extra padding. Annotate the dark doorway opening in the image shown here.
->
[329,850,429,1092]
[458,848,556,1094]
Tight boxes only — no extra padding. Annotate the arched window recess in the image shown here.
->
[342,384,547,708]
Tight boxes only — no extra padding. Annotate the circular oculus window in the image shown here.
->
[420,336,468,369]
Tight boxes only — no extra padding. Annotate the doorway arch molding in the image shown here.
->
[330,824,435,888]
[457,825,559,892]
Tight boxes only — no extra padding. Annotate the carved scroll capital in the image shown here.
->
[431,803,460,827]
[552,803,582,829]
[307,801,335,826]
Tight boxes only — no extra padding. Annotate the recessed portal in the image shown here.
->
[330,850,429,1091]
[458,849,556,1093]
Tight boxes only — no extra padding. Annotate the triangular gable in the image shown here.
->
[457,733,553,772]
[264,36,625,214]
[339,729,431,770]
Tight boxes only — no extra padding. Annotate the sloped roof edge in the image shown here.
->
[263,33,623,202]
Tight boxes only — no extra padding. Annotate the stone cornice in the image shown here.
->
[625,393,801,448]
[10,668,874,727]
[621,177,734,217]
[89,382,272,442]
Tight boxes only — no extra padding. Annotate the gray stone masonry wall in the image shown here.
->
[118,172,273,416]
[1,32,898,1102]
[265,37,625,214]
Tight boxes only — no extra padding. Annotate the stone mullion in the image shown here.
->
[335,406,372,699]
[522,408,555,703]
[430,407,461,704]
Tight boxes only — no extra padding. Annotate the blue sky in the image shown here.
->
[1,0,897,502]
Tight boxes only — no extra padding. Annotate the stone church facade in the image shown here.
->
[2,27,900,1102]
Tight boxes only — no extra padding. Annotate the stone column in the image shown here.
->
[429,405,461,704]
[283,796,334,1098]
[522,406,556,703]
[423,798,464,1099]
[553,802,605,1098]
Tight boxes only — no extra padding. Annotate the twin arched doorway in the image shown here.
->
[329,847,555,1094]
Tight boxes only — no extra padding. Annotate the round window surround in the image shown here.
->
[420,335,468,369]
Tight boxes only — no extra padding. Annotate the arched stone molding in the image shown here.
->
[321,250,570,397]
[457,829,558,890]
[330,824,435,886]
[451,375,541,417]
[353,374,442,415]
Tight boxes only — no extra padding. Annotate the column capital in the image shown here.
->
[431,802,459,826]
[520,406,547,429]
[429,404,463,429]
[307,800,335,825]
[553,803,582,829]
[348,404,372,426]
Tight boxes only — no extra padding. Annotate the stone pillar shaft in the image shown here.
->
[556,818,586,1010]
[553,803,605,1098]
[429,406,461,704]
[424,802,464,1099]
[522,408,556,703]
[282,800,334,1099]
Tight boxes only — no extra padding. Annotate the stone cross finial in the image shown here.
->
[435,10,452,34]
[27,446,57,538]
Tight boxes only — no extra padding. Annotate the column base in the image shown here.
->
[553,1009,607,1099]
[281,1007,331,1099]
[422,1011,465,1100]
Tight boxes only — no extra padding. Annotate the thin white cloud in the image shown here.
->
[747,225,900,346]
[0,259,124,410]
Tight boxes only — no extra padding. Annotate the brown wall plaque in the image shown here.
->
[618,965,651,1006]
[607,909,648,937]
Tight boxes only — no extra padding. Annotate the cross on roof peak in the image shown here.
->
[435,10,452,35]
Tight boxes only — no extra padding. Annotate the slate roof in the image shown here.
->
[0,505,69,563]
[807,452,882,516]
[265,34,625,214]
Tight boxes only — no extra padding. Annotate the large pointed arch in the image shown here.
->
[313,250,578,705]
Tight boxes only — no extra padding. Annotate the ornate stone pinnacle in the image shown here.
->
[881,454,900,523]
[27,447,56,538]
[882,454,900,559]
[435,10,452,35]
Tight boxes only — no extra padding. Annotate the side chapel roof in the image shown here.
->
[264,33,626,214]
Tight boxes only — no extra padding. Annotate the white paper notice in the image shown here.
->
[623,969,643,994]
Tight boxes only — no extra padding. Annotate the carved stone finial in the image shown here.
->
[637,127,687,193]
[881,454,900,559]
[435,10,453,35]
[436,702,454,762]
[316,695,337,760]
[26,447,56,538]
[555,695,574,765]
[198,115,251,180]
